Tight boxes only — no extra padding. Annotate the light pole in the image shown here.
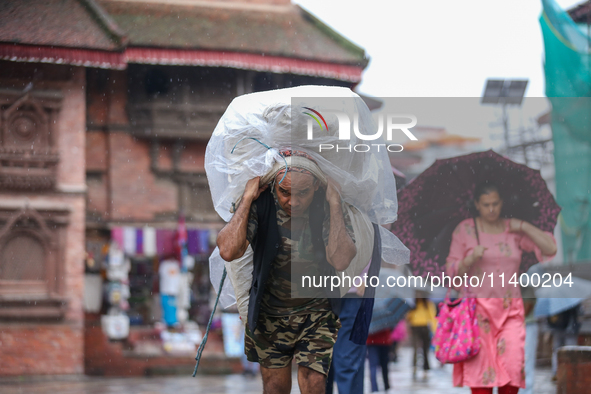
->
[481,79,529,162]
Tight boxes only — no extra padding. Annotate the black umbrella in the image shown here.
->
[391,150,561,277]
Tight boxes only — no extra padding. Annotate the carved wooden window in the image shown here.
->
[127,65,232,141]
[0,207,68,320]
[0,91,61,191]
[1,233,46,293]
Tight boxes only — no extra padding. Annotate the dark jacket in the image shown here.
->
[247,188,381,345]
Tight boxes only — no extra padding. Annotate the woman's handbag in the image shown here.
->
[432,295,480,363]
[432,217,482,364]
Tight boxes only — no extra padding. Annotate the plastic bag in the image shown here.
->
[205,85,398,225]
[206,86,410,312]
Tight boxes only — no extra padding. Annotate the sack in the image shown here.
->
[432,297,480,364]
[336,204,375,297]
[206,86,410,309]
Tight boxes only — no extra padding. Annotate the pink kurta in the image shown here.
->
[446,219,554,388]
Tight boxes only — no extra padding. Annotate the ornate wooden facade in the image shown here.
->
[0,91,61,191]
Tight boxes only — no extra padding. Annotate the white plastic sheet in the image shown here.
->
[206,86,410,313]
[205,85,398,225]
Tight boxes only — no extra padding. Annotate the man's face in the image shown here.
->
[274,172,319,217]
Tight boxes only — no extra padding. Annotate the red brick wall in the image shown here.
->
[56,68,87,186]
[84,314,240,376]
[0,325,84,375]
[62,196,86,324]
[179,142,207,172]
[108,132,177,221]
[157,143,174,171]
[87,176,109,218]
[86,131,108,171]
[0,66,86,376]
[86,68,180,223]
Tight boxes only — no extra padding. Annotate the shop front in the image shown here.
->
[83,224,238,376]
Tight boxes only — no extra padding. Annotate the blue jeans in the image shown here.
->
[519,323,538,394]
[326,297,366,394]
[551,328,577,375]
[367,345,390,392]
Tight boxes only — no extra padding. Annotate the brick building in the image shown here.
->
[0,0,113,374]
[0,0,368,376]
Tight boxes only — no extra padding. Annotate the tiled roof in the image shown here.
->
[99,1,367,66]
[0,0,368,75]
[124,48,363,81]
[0,43,126,69]
[0,0,125,51]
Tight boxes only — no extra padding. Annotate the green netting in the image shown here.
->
[540,0,591,263]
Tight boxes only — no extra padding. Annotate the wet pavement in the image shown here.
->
[0,347,556,393]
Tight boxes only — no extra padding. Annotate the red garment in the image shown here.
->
[366,328,393,346]
[471,385,519,394]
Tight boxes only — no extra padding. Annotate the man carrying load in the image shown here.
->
[217,150,358,394]
[206,86,408,393]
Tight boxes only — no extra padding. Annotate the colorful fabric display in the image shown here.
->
[143,227,156,257]
[198,229,210,254]
[156,229,176,257]
[136,228,143,255]
[123,226,136,255]
[111,226,212,258]
[111,227,124,250]
[187,229,199,255]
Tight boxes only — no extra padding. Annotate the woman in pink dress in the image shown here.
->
[446,182,557,394]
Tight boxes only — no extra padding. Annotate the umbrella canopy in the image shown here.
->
[534,297,583,317]
[392,150,561,277]
[534,275,591,300]
[368,298,411,334]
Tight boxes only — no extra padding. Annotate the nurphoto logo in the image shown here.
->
[304,109,418,153]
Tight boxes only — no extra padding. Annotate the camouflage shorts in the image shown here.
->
[244,311,341,375]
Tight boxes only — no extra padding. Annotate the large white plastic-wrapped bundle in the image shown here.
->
[205,86,409,315]
[206,85,398,224]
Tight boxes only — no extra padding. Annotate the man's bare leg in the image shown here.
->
[298,365,326,394]
[261,364,292,394]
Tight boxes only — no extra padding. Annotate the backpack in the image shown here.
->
[547,305,580,330]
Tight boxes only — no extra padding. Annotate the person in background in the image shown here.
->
[389,319,407,363]
[366,327,393,392]
[326,278,368,394]
[549,302,582,381]
[406,294,437,381]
